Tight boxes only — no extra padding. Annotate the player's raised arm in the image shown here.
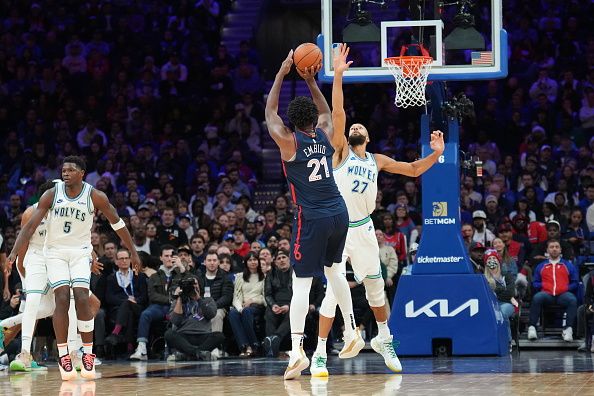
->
[331,43,353,161]
[7,188,54,266]
[265,50,296,160]
[376,131,445,177]
[91,189,141,271]
[297,62,331,135]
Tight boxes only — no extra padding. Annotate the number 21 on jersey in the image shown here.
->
[307,156,330,182]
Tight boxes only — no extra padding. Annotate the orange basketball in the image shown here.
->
[293,43,323,72]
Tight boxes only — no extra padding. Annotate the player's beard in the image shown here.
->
[348,134,366,146]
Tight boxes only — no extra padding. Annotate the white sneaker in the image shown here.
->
[211,348,221,360]
[130,344,148,361]
[309,352,329,377]
[80,353,96,380]
[371,335,402,372]
[57,354,77,381]
[283,348,309,380]
[562,327,573,342]
[339,329,365,359]
[527,326,537,340]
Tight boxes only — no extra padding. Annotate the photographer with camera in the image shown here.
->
[130,245,190,361]
[165,276,225,361]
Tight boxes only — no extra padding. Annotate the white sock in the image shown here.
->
[67,300,79,353]
[21,292,42,353]
[324,265,356,338]
[315,337,327,357]
[377,320,390,339]
[82,342,93,355]
[290,334,304,361]
[289,274,313,334]
[57,343,68,357]
[138,341,147,353]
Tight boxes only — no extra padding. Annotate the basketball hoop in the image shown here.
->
[385,45,433,108]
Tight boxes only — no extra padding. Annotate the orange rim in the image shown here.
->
[385,56,433,78]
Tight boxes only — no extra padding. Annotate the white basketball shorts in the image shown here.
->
[45,247,92,290]
[342,218,382,282]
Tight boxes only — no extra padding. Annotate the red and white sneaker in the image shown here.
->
[58,354,77,381]
[80,353,96,380]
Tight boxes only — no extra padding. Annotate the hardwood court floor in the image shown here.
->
[1,351,594,396]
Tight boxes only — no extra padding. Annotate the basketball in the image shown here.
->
[293,43,323,72]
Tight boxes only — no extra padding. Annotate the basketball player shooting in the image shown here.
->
[309,44,444,377]
[8,156,141,381]
[265,50,364,380]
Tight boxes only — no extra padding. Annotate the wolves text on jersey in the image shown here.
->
[347,165,376,183]
[53,207,87,222]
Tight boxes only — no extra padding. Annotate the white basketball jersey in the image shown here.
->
[45,181,94,250]
[29,203,47,250]
[333,149,378,222]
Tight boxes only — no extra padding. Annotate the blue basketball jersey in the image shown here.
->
[282,128,347,219]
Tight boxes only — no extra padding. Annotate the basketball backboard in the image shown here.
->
[319,0,507,83]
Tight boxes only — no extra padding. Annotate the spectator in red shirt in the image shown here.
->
[232,229,250,258]
[380,213,407,264]
[527,239,578,342]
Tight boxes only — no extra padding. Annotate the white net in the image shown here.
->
[385,56,433,108]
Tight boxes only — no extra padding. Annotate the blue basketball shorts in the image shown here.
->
[290,209,349,277]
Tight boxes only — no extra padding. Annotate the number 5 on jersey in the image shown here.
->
[63,221,72,233]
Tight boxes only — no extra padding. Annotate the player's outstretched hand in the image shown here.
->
[430,130,445,155]
[297,63,322,81]
[278,50,294,76]
[333,43,353,74]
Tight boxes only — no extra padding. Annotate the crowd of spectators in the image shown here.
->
[0,0,593,360]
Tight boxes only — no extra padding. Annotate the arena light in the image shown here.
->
[442,0,485,50]
[342,0,387,42]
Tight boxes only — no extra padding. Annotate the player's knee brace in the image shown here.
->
[363,277,386,307]
[77,319,95,333]
[319,292,338,318]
